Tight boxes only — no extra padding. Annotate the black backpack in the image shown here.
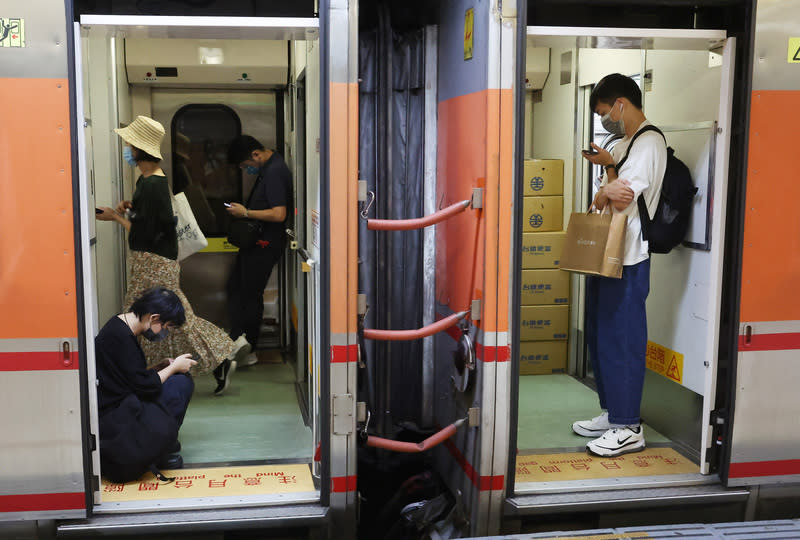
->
[615,125,697,254]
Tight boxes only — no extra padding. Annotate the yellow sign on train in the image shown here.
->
[789,37,800,63]
[646,340,683,384]
[200,236,239,253]
[0,18,25,48]
[464,8,474,60]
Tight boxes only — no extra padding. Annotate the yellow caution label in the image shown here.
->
[464,8,474,60]
[646,340,683,384]
[0,18,25,48]
[789,37,800,63]
[199,236,239,253]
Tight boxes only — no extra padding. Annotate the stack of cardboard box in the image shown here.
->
[519,159,569,375]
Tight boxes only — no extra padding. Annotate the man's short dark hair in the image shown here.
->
[130,287,186,326]
[590,73,643,112]
[133,146,161,163]
[228,135,265,164]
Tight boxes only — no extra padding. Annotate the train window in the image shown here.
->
[171,104,242,237]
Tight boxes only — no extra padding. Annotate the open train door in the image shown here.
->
[727,0,800,489]
[0,0,91,522]
[506,10,748,523]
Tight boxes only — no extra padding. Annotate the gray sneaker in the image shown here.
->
[572,411,612,437]
[229,335,252,364]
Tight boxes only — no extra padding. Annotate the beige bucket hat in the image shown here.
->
[114,115,165,160]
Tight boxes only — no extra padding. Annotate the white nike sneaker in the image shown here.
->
[572,411,612,437]
[586,426,645,457]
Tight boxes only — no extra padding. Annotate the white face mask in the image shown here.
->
[601,101,625,136]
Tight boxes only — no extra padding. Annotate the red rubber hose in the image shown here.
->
[366,419,465,453]
[363,311,467,341]
[367,200,471,231]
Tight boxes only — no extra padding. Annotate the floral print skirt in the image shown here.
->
[124,250,235,375]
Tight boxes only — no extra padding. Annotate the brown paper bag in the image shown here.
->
[559,208,627,279]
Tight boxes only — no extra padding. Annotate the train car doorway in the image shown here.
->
[74,15,324,512]
[510,26,736,497]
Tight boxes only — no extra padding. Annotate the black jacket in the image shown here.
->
[96,317,178,483]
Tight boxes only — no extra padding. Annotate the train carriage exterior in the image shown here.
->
[0,0,798,538]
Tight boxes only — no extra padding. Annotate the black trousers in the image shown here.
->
[227,243,283,346]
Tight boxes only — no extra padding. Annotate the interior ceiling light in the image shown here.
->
[198,46,224,65]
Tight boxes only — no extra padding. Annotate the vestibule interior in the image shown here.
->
[514,30,733,493]
[78,17,323,505]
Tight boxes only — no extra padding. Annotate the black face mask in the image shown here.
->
[142,327,169,342]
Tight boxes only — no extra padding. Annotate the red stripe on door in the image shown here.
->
[0,351,80,371]
[738,333,800,351]
[0,492,85,513]
[330,344,357,363]
[729,459,800,478]
[476,342,510,363]
[442,437,505,491]
[331,475,357,492]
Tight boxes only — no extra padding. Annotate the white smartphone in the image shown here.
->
[224,203,232,208]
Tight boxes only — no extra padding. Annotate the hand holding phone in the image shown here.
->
[95,208,103,214]
[224,203,232,208]
[582,148,599,156]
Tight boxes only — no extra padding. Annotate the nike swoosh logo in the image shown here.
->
[617,435,632,445]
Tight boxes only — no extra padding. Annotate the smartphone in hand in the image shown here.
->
[95,208,104,214]
[224,203,232,208]
[582,148,599,156]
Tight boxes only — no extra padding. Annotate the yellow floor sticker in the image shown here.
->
[516,447,697,483]
[101,464,314,502]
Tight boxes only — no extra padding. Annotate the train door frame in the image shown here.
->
[507,24,739,496]
[72,13,329,514]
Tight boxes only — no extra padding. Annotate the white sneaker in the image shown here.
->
[240,352,258,367]
[572,411,612,437]
[586,426,645,457]
[228,335,252,364]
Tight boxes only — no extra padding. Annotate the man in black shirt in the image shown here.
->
[226,135,293,359]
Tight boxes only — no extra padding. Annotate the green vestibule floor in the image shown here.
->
[180,360,313,465]
[517,374,669,452]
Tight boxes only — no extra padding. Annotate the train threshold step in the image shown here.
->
[57,503,328,537]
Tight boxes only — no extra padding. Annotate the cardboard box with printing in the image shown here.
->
[519,305,569,341]
[519,340,568,375]
[521,269,570,306]
[522,159,564,197]
[521,231,566,269]
[523,196,563,233]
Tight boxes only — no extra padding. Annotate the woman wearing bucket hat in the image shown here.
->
[95,115,250,396]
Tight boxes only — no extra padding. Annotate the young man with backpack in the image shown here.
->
[575,73,668,457]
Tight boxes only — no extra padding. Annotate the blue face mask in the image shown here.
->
[245,165,260,176]
[143,326,169,342]
[123,147,138,166]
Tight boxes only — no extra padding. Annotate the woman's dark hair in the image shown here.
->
[133,145,161,163]
[130,287,186,326]
[227,135,265,164]
[590,73,643,111]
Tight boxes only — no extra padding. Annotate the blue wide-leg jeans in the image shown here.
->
[585,258,650,425]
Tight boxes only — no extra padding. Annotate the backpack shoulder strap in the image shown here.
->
[613,124,665,242]
[615,124,665,170]
[245,172,263,208]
